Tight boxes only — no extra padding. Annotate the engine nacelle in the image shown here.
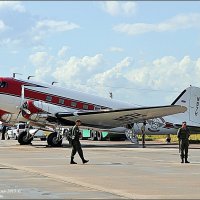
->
[21,100,70,123]
[0,110,12,122]
[29,113,49,123]
[21,100,43,119]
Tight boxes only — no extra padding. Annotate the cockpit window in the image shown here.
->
[0,82,7,88]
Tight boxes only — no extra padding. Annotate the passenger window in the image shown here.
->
[59,99,65,105]
[83,104,89,110]
[0,82,7,88]
[71,102,77,107]
[94,106,101,110]
[46,96,52,102]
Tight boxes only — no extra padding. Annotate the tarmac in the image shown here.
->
[0,139,200,199]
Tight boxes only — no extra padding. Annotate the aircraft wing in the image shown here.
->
[56,105,187,129]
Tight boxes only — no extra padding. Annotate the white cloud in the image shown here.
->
[29,51,53,66]
[34,20,79,32]
[31,19,80,42]
[113,13,200,35]
[0,20,7,32]
[57,46,70,57]
[0,1,25,12]
[29,52,54,80]
[91,57,132,84]
[122,2,137,16]
[29,51,200,105]
[126,56,192,89]
[102,1,137,16]
[52,54,104,86]
[81,55,200,105]
[0,38,21,47]
[32,45,49,52]
[109,47,124,52]
[102,1,119,16]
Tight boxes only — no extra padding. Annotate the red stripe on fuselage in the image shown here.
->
[0,77,106,111]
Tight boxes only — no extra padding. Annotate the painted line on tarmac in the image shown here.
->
[0,161,177,199]
[0,162,132,199]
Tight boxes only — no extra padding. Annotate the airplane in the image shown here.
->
[0,76,200,147]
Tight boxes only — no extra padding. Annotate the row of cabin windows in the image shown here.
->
[0,82,104,110]
[45,95,100,110]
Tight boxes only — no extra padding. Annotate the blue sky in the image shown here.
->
[0,1,200,106]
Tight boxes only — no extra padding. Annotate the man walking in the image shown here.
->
[177,121,190,163]
[70,119,89,164]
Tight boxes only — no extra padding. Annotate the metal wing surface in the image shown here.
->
[56,105,187,129]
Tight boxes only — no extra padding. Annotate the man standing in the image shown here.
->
[0,125,7,140]
[70,119,89,164]
[141,121,146,148]
[177,121,190,163]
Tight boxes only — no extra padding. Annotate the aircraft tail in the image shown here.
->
[172,86,200,124]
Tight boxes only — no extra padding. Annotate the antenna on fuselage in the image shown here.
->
[52,81,58,85]
[28,76,34,80]
[13,73,22,78]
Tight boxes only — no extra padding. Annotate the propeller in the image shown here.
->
[16,85,31,122]
[15,84,48,122]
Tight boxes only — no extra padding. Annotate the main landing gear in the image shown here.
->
[125,123,139,144]
[47,131,62,147]
[18,129,63,147]
[18,131,33,145]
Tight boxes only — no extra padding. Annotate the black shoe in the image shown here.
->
[70,157,77,164]
[82,159,89,164]
[181,159,184,163]
[70,160,77,164]
[185,160,190,163]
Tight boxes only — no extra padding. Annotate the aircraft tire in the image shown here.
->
[47,132,62,147]
[97,131,102,141]
[90,130,96,141]
[18,131,33,145]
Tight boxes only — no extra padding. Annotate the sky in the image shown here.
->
[0,1,200,107]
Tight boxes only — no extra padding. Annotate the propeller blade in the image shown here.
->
[16,110,22,121]
[20,85,25,108]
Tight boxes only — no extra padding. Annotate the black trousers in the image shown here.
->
[71,140,84,160]
[180,140,189,159]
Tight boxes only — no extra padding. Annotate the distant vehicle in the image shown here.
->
[5,123,46,141]
[5,127,15,140]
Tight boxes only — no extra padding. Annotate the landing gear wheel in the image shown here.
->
[125,129,139,144]
[90,130,96,141]
[47,132,62,147]
[97,131,102,141]
[18,131,33,145]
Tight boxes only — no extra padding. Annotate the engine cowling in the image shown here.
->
[21,100,48,123]
[0,110,12,123]
[21,100,70,123]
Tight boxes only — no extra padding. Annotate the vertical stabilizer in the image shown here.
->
[172,86,200,124]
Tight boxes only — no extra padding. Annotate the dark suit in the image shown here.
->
[177,127,190,161]
[71,125,84,160]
